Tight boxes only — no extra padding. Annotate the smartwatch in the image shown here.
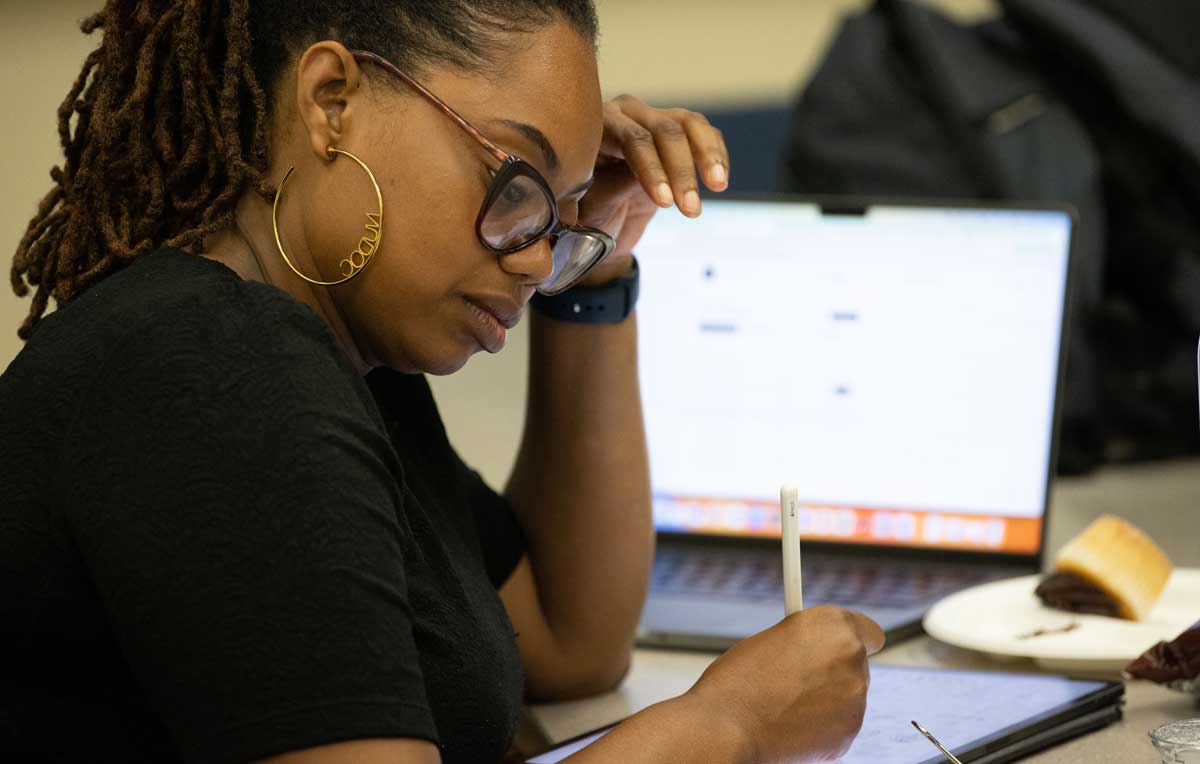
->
[530,257,640,324]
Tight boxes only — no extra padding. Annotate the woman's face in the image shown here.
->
[278,21,604,375]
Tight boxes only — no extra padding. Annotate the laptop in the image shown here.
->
[634,197,1075,649]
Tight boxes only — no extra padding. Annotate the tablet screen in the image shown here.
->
[526,665,1113,763]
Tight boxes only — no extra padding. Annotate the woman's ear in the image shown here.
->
[294,41,364,160]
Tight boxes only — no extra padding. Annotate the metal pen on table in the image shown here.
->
[912,720,965,764]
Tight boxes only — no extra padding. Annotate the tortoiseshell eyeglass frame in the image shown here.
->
[350,50,614,278]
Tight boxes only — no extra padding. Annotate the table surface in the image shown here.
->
[528,459,1200,763]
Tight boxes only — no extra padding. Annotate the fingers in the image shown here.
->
[844,610,886,656]
[602,95,730,219]
[602,103,675,209]
[673,107,730,193]
[791,606,886,657]
[655,117,703,217]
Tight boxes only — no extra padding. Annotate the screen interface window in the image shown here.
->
[635,202,1071,554]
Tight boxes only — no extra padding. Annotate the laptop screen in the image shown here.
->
[636,200,1072,555]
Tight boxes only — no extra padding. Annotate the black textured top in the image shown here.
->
[0,249,526,764]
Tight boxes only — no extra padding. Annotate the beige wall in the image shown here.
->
[1,0,103,363]
[0,0,995,488]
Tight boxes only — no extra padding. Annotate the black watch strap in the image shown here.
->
[530,257,639,324]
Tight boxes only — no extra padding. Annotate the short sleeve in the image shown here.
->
[461,465,526,588]
[56,290,438,764]
[362,367,527,591]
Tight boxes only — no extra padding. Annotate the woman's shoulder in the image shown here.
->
[20,249,342,373]
[1,249,379,499]
[3,249,361,427]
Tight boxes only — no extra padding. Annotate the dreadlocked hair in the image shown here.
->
[11,0,599,341]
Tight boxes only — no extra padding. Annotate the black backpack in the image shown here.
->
[783,0,1200,474]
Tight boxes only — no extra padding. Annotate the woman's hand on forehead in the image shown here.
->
[570,94,729,287]
[600,94,729,217]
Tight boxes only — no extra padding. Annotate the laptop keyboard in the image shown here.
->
[651,545,996,609]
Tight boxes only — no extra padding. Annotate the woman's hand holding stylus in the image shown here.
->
[686,606,885,763]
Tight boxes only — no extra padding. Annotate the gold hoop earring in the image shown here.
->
[272,146,384,286]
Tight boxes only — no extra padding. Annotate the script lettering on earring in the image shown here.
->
[340,211,382,278]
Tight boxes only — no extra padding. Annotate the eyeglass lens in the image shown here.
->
[480,171,610,295]
[479,173,554,250]
[543,231,610,295]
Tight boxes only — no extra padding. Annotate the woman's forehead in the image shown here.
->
[423,23,603,173]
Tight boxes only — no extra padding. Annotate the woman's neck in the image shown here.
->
[201,192,376,376]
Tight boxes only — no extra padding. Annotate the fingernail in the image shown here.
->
[683,190,700,214]
[655,182,673,206]
[711,164,727,186]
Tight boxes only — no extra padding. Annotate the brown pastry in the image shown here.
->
[1035,515,1172,621]
[1034,571,1120,617]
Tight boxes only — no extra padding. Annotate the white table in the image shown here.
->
[529,459,1200,762]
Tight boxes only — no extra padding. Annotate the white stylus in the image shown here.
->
[780,484,804,615]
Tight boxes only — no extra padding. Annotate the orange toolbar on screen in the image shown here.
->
[653,496,1041,555]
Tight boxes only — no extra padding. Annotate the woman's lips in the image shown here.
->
[464,297,513,353]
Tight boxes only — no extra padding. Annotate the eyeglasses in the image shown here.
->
[350,50,615,295]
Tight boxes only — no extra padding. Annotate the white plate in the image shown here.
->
[923,568,1200,673]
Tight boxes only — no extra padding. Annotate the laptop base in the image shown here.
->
[637,542,1032,651]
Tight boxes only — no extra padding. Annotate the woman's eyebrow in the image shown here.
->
[490,118,594,197]
[569,177,595,197]
[492,118,560,173]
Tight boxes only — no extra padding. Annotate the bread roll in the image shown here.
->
[1050,515,1172,621]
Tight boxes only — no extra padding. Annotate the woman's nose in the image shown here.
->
[498,237,554,286]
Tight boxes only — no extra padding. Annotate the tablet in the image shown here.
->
[525,665,1123,763]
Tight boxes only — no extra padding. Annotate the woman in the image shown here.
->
[0,2,882,763]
